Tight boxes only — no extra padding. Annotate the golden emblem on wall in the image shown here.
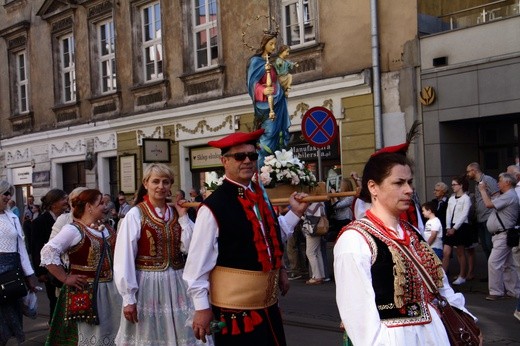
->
[419,86,436,106]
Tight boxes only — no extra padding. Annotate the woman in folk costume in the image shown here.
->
[41,189,122,345]
[334,132,481,345]
[114,163,210,345]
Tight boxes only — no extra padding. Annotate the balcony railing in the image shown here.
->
[420,0,520,34]
[445,0,519,29]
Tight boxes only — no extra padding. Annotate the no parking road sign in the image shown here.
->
[301,107,338,148]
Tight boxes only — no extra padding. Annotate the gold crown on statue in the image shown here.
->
[242,14,280,52]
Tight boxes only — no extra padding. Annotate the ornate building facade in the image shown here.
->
[5,0,517,208]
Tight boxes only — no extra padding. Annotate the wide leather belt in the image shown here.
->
[209,266,279,309]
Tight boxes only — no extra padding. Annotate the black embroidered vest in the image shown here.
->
[203,180,283,271]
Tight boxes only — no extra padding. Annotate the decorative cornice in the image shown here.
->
[0,21,30,40]
[290,102,309,121]
[136,126,163,145]
[51,16,73,33]
[175,115,233,138]
[8,35,27,49]
[87,0,112,18]
[5,148,30,165]
[50,139,85,158]
[94,133,117,151]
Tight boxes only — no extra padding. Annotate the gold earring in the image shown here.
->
[89,209,92,214]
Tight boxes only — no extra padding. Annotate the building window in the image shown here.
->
[15,50,29,113]
[192,0,218,70]
[60,34,76,103]
[98,19,116,93]
[282,0,317,47]
[141,2,163,81]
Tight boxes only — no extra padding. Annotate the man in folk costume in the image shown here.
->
[183,129,309,346]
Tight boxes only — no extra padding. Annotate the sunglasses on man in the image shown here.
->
[2,192,11,197]
[223,152,259,161]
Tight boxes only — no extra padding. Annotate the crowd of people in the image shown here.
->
[1,142,519,346]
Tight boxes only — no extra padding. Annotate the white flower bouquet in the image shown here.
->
[259,149,318,187]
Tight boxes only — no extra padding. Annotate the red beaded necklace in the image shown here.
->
[366,210,410,245]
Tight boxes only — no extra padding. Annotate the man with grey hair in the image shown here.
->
[507,165,520,202]
[432,181,449,234]
[467,162,500,259]
[479,172,519,300]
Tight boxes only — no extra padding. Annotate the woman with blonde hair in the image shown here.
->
[114,163,209,345]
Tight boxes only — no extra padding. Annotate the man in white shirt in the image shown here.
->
[183,129,308,345]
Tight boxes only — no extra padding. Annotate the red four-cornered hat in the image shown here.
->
[208,129,265,149]
[370,142,409,157]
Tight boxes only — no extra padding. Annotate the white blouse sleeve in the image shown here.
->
[40,224,82,266]
[11,211,34,276]
[177,213,194,254]
[334,230,391,346]
[113,206,141,307]
[277,210,302,242]
[183,205,219,311]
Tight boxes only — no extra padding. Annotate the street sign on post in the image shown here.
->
[301,107,338,148]
[301,107,338,181]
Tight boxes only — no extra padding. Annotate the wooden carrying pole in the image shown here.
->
[179,191,357,208]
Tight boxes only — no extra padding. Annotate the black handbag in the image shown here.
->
[0,266,28,303]
[0,238,28,303]
[496,212,519,248]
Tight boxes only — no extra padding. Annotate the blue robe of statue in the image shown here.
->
[246,54,290,167]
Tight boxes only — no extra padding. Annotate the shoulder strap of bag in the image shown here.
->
[307,203,321,216]
[495,211,507,231]
[394,240,439,295]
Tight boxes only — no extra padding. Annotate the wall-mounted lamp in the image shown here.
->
[85,151,95,170]
[234,116,240,130]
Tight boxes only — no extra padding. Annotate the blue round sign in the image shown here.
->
[301,107,338,148]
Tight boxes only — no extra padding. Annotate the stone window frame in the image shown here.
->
[0,21,31,118]
[58,32,76,103]
[94,17,116,94]
[192,0,219,71]
[135,0,163,83]
[281,0,318,49]
[14,49,29,113]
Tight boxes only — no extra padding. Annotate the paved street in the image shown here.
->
[8,245,520,345]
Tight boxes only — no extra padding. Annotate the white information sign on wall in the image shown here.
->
[12,166,33,185]
[190,147,223,170]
